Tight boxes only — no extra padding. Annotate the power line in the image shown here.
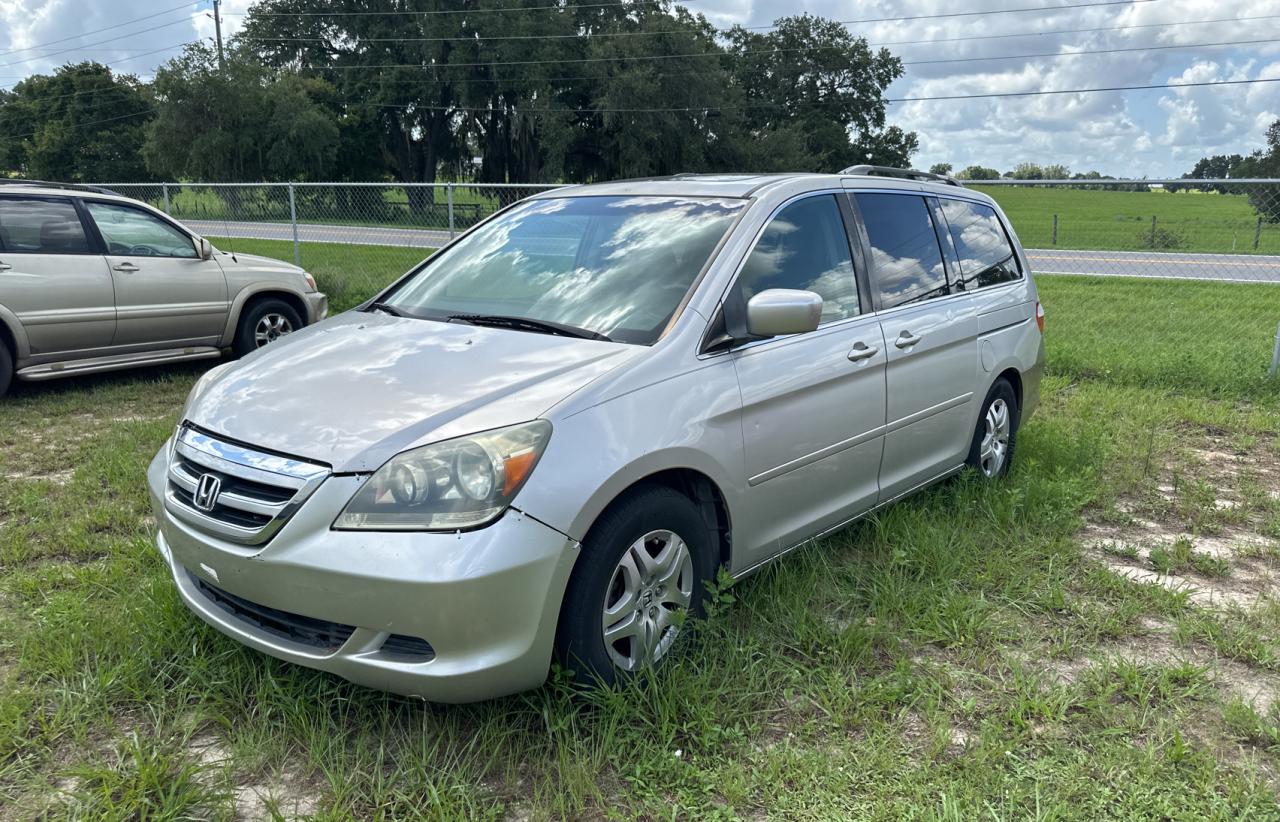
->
[0,107,156,142]
[246,0,1164,44]
[0,2,200,58]
[362,76,1280,113]
[268,33,1275,73]
[0,17,197,69]
[0,42,197,84]
[228,0,705,17]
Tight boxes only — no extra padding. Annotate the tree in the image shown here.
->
[956,165,1000,181]
[1231,120,1280,222]
[1008,162,1044,180]
[1172,153,1246,193]
[723,15,915,173]
[145,44,339,182]
[928,163,952,176]
[0,62,154,181]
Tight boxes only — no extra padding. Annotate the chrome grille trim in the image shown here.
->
[164,427,329,546]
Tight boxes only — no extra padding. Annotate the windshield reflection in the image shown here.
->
[387,196,744,345]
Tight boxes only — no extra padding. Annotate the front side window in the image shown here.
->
[0,196,91,255]
[737,194,861,324]
[86,201,197,258]
[939,199,1021,289]
[853,193,949,309]
[385,196,744,345]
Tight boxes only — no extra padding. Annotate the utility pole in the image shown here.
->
[213,0,225,71]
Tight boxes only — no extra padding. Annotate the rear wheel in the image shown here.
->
[966,378,1018,479]
[555,486,715,686]
[233,299,302,357]
[0,343,11,398]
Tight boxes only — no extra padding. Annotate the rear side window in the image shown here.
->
[939,198,1021,289]
[738,194,861,324]
[853,193,948,309]
[0,197,92,255]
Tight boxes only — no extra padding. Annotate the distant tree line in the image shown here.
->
[0,1,921,190]
[1174,119,1280,220]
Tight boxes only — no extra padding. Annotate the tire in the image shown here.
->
[0,342,11,398]
[555,485,717,687]
[966,378,1018,479]
[232,298,303,358]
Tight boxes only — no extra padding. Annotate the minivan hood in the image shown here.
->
[186,311,639,471]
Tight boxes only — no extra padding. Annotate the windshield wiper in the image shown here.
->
[448,313,612,342]
[367,301,408,318]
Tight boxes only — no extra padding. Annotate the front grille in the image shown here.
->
[165,427,328,546]
[190,571,355,651]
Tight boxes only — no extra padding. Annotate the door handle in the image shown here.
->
[112,262,139,273]
[0,261,10,272]
[847,342,878,362]
[894,331,922,349]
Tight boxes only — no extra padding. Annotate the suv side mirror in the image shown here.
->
[196,237,213,261]
[745,289,823,338]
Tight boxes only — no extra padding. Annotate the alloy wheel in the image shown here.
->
[253,313,295,347]
[601,529,694,672]
[979,397,1011,477]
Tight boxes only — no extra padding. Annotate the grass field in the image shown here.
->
[971,185,1280,256]
[1,272,1279,818]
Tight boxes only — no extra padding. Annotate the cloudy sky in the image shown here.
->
[1,0,1277,178]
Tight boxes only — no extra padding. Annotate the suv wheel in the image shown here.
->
[555,486,715,686]
[966,378,1018,479]
[233,299,302,357]
[0,342,11,398]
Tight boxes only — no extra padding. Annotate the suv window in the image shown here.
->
[853,193,948,309]
[938,198,1021,289]
[86,201,197,258]
[0,196,92,255]
[738,194,860,324]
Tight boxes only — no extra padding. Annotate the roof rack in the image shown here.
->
[839,165,964,188]
[0,178,121,196]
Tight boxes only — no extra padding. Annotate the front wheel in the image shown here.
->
[555,486,716,686]
[966,378,1018,478]
[233,299,302,357]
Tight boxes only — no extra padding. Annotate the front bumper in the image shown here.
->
[147,445,580,702]
[304,292,329,325]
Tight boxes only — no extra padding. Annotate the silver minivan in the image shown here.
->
[146,167,1046,702]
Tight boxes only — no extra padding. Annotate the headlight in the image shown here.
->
[333,420,551,531]
[303,272,318,292]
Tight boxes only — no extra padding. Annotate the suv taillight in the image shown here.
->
[1035,301,1045,333]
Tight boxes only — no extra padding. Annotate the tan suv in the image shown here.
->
[0,181,327,396]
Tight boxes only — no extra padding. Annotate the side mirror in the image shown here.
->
[196,237,213,261]
[745,289,823,338]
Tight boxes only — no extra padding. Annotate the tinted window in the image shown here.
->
[86,202,197,258]
[0,197,91,254]
[386,196,743,345]
[939,198,1020,289]
[738,195,860,324]
[853,193,948,309]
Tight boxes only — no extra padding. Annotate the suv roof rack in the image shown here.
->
[0,178,121,196]
[839,165,964,188]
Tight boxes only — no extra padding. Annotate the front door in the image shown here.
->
[0,195,115,360]
[83,200,228,348]
[727,193,888,566]
[849,191,979,502]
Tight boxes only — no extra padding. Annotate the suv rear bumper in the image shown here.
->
[146,444,580,702]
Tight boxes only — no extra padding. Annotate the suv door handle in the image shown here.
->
[0,261,11,272]
[894,331,921,349]
[847,342,878,362]
[112,262,139,273]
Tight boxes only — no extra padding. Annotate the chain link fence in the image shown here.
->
[104,182,565,309]
[96,178,1280,382]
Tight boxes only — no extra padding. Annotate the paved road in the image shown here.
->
[188,219,1280,283]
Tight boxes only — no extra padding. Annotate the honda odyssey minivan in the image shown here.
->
[146,167,1046,702]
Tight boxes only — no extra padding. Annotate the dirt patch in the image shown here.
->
[187,733,323,821]
[1083,430,1280,615]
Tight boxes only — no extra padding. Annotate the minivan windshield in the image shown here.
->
[382,195,744,344]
